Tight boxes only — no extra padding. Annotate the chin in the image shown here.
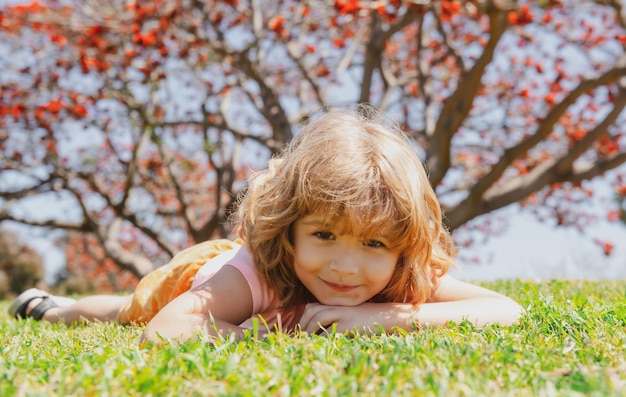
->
[317,296,365,307]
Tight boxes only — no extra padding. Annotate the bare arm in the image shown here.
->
[299,275,524,334]
[140,265,253,344]
[414,274,524,327]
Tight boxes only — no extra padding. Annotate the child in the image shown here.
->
[10,108,524,343]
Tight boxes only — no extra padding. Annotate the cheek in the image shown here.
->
[380,268,396,288]
[293,250,317,275]
[293,241,321,267]
[377,257,400,285]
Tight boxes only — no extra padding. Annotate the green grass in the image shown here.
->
[1,280,625,396]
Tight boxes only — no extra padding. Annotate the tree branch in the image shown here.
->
[152,133,196,238]
[359,7,422,104]
[594,0,626,29]
[444,83,626,229]
[118,124,152,212]
[455,55,626,217]
[0,175,56,200]
[0,211,89,232]
[489,151,626,216]
[235,49,293,145]
[426,5,511,186]
[554,84,626,174]
[99,218,154,277]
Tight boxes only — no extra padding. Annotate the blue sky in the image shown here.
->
[451,173,626,281]
[453,210,626,281]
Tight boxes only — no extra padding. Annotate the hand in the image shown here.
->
[298,302,414,336]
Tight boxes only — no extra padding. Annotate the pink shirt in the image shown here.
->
[191,244,303,332]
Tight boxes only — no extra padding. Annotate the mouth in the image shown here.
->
[322,279,359,292]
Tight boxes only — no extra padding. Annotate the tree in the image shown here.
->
[0,229,45,297]
[1,0,626,283]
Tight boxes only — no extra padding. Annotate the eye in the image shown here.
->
[314,231,335,240]
[364,239,385,248]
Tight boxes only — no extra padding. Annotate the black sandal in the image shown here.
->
[9,288,61,320]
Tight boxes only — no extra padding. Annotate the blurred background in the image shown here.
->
[2,0,626,298]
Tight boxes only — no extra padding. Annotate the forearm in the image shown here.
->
[300,276,524,335]
[140,312,246,345]
[406,296,524,330]
[139,267,256,346]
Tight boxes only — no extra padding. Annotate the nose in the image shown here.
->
[328,250,358,275]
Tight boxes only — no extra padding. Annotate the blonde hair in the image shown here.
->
[236,107,456,309]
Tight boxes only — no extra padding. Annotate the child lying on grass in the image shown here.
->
[10,108,524,342]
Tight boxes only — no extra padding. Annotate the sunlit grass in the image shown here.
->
[1,280,625,396]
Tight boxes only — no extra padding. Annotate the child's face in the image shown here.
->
[292,214,400,306]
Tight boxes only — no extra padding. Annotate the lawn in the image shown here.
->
[1,280,625,396]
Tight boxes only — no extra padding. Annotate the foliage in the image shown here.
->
[2,1,626,282]
[1,280,625,396]
[0,229,45,298]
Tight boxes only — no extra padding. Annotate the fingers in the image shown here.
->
[299,303,342,334]
[298,303,322,329]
